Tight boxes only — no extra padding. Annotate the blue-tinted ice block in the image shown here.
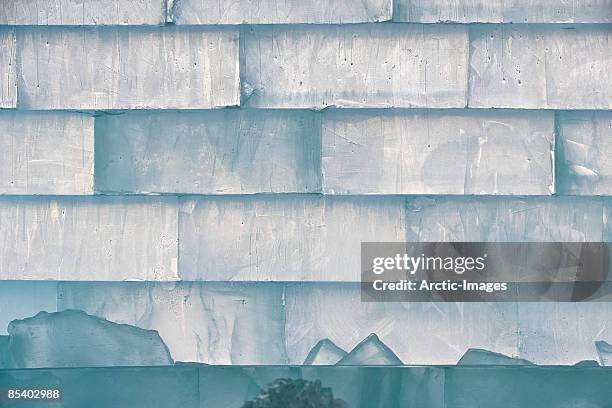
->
[95,110,321,194]
[58,282,287,365]
[557,111,612,195]
[0,282,57,335]
[285,283,519,365]
[178,195,407,281]
[458,349,533,365]
[7,310,173,368]
[0,281,609,366]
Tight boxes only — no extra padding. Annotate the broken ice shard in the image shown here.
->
[458,349,533,365]
[7,310,173,368]
[304,339,348,365]
[596,340,612,366]
[336,334,403,366]
[574,360,600,367]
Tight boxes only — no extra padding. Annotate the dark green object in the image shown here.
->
[241,378,348,408]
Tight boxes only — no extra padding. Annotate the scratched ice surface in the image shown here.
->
[557,111,612,195]
[0,281,609,366]
[516,302,612,365]
[394,0,612,23]
[285,283,520,365]
[406,196,605,242]
[286,283,612,365]
[0,0,166,25]
[57,281,288,365]
[170,0,392,24]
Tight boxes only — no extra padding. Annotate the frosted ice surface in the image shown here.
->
[469,25,612,109]
[285,283,519,365]
[7,310,173,368]
[58,282,288,364]
[0,29,15,108]
[517,303,612,365]
[172,0,392,24]
[18,27,239,109]
[458,348,533,365]
[0,111,94,195]
[395,0,612,23]
[179,196,406,281]
[322,109,554,195]
[304,339,348,365]
[337,334,403,366]
[0,197,179,281]
[406,196,604,242]
[241,25,467,108]
[0,0,166,25]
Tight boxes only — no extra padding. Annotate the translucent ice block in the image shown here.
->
[304,339,348,365]
[337,334,403,366]
[58,282,287,365]
[7,310,173,368]
[0,281,57,334]
[596,340,612,366]
[285,283,519,365]
[458,348,533,365]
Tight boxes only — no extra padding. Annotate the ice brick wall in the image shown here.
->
[1,0,611,366]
